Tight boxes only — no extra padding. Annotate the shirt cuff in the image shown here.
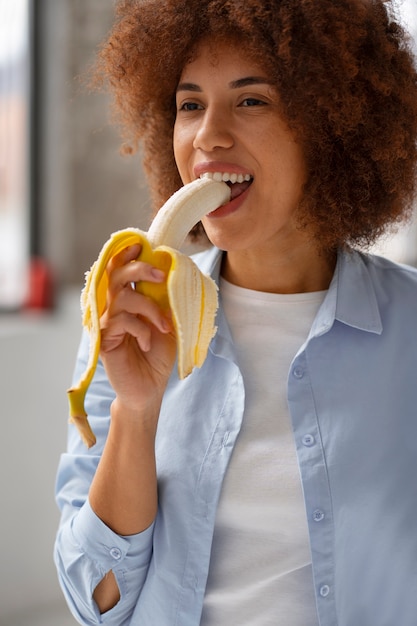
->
[71,498,155,573]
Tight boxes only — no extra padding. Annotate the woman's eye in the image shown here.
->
[240,98,266,107]
[178,101,202,112]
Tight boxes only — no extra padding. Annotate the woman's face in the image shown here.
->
[173,39,308,256]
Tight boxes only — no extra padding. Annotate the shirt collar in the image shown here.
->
[310,248,383,337]
[192,245,223,280]
[193,245,383,339]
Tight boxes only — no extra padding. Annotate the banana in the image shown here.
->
[67,177,230,448]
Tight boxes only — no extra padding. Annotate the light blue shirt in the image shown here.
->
[55,246,417,626]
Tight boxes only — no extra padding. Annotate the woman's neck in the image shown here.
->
[221,243,336,294]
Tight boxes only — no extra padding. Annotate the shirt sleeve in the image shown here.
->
[54,499,154,625]
[54,331,155,625]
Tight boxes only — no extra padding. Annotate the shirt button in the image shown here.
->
[319,585,330,597]
[302,434,315,447]
[313,509,325,522]
[110,547,122,560]
[293,366,304,379]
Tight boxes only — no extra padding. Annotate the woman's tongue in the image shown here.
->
[229,179,252,200]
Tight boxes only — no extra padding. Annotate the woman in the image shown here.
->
[54,1,417,625]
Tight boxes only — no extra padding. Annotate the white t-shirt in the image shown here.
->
[200,278,326,626]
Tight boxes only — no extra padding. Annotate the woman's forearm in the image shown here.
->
[89,398,159,537]
[89,399,159,614]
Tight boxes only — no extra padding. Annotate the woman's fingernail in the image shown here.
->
[151,268,165,280]
[127,244,141,255]
[161,316,173,332]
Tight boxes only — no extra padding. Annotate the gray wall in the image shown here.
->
[40,0,151,288]
[1,2,149,623]
[0,292,81,624]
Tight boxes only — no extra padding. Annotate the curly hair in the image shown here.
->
[93,0,417,250]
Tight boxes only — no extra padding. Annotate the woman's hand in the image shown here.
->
[99,244,177,416]
[88,244,171,562]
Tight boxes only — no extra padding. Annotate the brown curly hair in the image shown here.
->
[93,0,417,250]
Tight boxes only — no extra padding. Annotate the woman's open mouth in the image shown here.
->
[199,171,253,218]
[200,171,254,201]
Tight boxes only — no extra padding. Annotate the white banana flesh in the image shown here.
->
[148,177,229,248]
[67,178,230,447]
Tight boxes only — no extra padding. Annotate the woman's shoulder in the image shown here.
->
[353,249,417,308]
[360,250,417,284]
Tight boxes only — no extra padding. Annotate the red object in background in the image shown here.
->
[24,257,54,310]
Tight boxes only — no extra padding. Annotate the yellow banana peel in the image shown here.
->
[67,178,230,448]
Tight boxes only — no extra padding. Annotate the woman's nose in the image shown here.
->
[192,109,234,152]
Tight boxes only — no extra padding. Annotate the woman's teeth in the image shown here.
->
[200,171,253,202]
[200,172,252,184]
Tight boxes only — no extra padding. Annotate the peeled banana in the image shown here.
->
[67,177,231,448]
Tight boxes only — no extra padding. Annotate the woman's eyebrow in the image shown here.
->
[229,76,273,89]
[176,82,202,93]
[176,76,273,93]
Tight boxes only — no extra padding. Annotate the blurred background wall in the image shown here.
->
[0,1,416,625]
[1,1,150,625]
[40,0,151,287]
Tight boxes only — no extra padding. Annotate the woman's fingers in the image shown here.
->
[110,260,165,293]
[105,286,172,335]
[101,311,153,353]
[106,244,142,274]
[101,244,173,350]
[107,247,165,294]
